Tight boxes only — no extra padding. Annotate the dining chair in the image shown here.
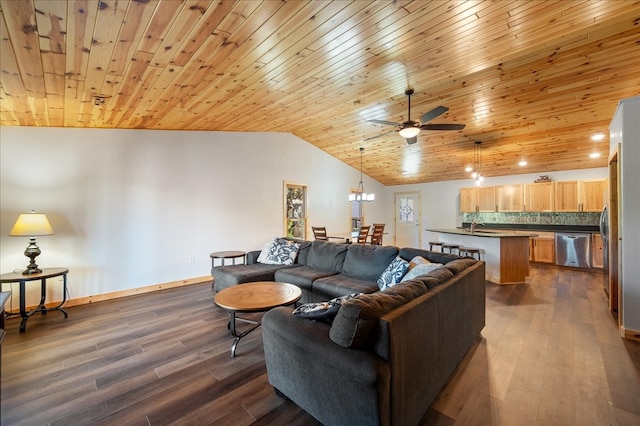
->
[357,226,370,244]
[370,224,385,245]
[312,226,328,240]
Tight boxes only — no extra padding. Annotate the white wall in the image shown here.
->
[0,127,387,305]
[385,168,608,248]
[610,96,640,334]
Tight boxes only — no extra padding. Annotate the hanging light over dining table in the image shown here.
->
[349,147,375,202]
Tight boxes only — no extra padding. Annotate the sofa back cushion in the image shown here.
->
[306,240,349,272]
[445,258,478,274]
[342,244,399,280]
[398,247,461,265]
[285,238,311,265]
[329,280,428,348]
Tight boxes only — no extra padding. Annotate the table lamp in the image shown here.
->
[9,210,54,275]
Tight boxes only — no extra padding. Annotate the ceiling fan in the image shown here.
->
[365,89,465,144]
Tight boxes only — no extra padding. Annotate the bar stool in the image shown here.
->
[442,244,460,255]
[429,241,444,252]
[460,247,481,260]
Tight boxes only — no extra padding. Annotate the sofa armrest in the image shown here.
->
[262,307,391,426]
[246,250,261,264]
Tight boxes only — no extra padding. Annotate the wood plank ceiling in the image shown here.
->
[1,0,639,185]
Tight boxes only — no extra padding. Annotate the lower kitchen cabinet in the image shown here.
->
[530,232,555,264]
[592,233,604,269]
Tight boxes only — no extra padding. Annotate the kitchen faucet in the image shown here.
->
[471,220,484,233]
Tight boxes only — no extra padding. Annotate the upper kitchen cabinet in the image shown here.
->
[524,182,554,212]
[459,187,478,213]
[460,186,496,213]
[554,181,580,212]
[555,180,607,212]
[496,184,524,212]
[581,179,608,212]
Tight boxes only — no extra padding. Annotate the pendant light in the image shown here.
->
[348,147,375,202]
[468,141,484,186]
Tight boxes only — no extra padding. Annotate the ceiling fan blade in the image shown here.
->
[363,130,397,141]
[419,106,449,124]
[405,136,418,145]
[367,119,401,127]
[420,123,466,131]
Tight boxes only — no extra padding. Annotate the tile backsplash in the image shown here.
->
[463,212,600,226]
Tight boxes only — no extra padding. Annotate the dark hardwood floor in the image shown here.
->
[1,266,639,425]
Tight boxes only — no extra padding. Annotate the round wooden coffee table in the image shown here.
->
[214,281,302,357]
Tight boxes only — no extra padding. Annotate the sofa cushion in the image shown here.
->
[306,240,349,272]
[342,244,399,280]
[329,292,404,348]
[329,281,428,348]
[312,274,379,299]
[414,267,455,289]
[401,262,443,282]
[282,237,311,265]
[257,238,301,265]
[445,258,478,274]
[398,247,461,265]
[377,256,409,290]
[212,264,297,292]
[274,266,338,291]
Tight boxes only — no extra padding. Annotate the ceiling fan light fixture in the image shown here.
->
[398,126,420,138]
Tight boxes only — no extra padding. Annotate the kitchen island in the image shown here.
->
[427,228,537,284]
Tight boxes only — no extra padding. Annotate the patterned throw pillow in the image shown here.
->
[257,238,301,265]
[408,255,431,270]
[376,256,410,290]
[292,293,362,321]
[401,262,444,282]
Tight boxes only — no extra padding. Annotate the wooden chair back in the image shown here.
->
[312,226,328,240]
[357,226,370,244]
[370,224,385,245]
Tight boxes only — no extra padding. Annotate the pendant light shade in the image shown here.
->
[467,141,484,185]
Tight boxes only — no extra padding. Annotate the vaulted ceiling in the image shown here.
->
[1,0,639,185]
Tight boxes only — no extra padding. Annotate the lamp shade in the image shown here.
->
[398,126,420,138]
[9,212,54,236]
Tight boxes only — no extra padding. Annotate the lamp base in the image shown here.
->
[22,237,43,275]
[23,267,43,275]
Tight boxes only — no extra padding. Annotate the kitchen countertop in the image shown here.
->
[426,228,539,238]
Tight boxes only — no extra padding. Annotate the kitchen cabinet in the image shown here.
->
[459,187,477,213]
[555,180,607,212]
[554,181,580,211]
[524,182,554,212]
[459,186,496,213]
[496,184,523,212]
[530,232,555,264]
[592,233,604,269]
[581,179,608,212]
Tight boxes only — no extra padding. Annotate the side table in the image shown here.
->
[210,251,246,288]
[0,267,69,333]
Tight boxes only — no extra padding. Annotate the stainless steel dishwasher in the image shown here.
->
[555,232,591,268]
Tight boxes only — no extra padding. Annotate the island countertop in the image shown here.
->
[426,228,539,238]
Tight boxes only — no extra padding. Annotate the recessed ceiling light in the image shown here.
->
[589,152,601,159]
[518,160,527,167]
[591,133,605,141]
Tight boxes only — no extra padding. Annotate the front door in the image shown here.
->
[395,192,421,248]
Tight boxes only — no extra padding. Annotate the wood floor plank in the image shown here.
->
[1,269,639,425]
